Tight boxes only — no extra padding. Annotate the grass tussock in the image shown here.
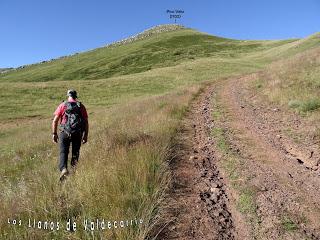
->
[288,99,320,112]
[281,216,298,232]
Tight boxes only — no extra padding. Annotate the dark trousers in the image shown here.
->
[59,131,82,171]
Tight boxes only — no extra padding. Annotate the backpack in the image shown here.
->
[62,101,85,134]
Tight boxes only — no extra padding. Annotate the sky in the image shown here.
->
[0,0,319,68]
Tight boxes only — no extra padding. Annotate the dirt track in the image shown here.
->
[220,74,320,239]
[155,74,320,240]
[155,84,236,240]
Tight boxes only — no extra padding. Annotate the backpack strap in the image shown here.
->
[76,102,83,119]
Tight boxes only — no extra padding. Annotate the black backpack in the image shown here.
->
[62,101,85,134]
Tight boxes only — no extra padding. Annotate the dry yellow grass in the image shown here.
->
[0,84,201,239]
[257,46,320,113]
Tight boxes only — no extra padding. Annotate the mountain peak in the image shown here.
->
[105,24,185,48]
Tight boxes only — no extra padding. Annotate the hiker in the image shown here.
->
[52,89,89,181]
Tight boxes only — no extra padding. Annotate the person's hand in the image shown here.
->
[82,135,88,144]
[52,133,58,143]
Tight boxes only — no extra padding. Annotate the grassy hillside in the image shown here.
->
[0,28,296,83]
[251,32,320,115]
[254,46,320,114]
[1,25,319,239]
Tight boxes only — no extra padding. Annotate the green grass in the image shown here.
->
[212,127,228,151]
[212,108,222,121]
[288,99,320,112]
[0,28,300,83]
[281,216,298,232]
[0,57,268,121]
[237,189,256,214]
[1,25,319,239]
[211,100,255,209]
[254,46,320,116]
[211,93,264,237]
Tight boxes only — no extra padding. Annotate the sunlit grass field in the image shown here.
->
[255,46,320,113]
[1,26,318,239]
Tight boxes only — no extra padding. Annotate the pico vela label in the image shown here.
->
[166,9,184,23]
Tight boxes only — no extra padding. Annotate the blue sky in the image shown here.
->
[1,0,319,68]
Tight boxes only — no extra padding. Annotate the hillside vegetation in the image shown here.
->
[255,46,320,113]
[0,25,319,239]
[0,27,296,83]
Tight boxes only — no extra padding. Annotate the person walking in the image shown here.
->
[52,89,89,181]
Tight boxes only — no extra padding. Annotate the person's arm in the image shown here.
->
[52,115,60,143]
[82,119,89,144]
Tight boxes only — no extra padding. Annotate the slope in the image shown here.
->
[1,25,319,240]
[0,25,296,83]
[155,42,320,239]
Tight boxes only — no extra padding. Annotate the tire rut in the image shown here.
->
[216,74,320,239]
[155,86,238,240]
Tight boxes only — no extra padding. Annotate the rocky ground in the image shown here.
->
[155,74,320,239]
[0,68,13,74]
[105,24,184,48]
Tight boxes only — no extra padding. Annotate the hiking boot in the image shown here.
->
[59,168,69,181]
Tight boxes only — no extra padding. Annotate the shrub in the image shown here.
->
[288,99,302,109]
[288,99,320,112]
[300,99,320,112]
